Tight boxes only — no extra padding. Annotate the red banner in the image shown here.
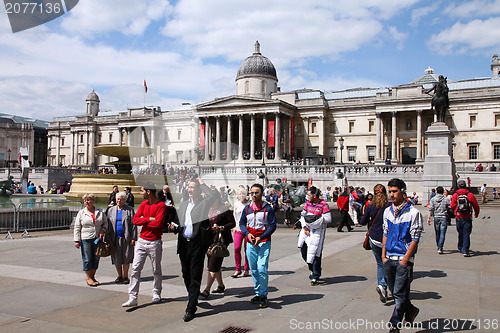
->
[199,124,205,149]
[268,120,275,147]
[290,118,295,155]
[308,178,313,187]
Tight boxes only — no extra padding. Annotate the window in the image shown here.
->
[368,147,375,161]
[78,154,84,164]
[163,151,169,162]
[348,148,356,162]
[494,144,500,159]
[369,120,374,132]
[386,148,392,160]
[164,130,168,140]
[496,114,500,127]
[261,80,265,93]
[311,122,317,134]
[109,133,113,142]
[468,144,478,160]
[295,122,303,134]
[98,134,102,143]
[310,148,318,156]
[59,156,65,166]
[406,119,412,130]
[80,134,84,143]
[61,137,65,146]
[177,130,182,140]
[176,151,183,162]
[245,81,249,93]
[469,115,476,128]
[349,121,354,133]
[51,156,56,166]
[329,148,336,163]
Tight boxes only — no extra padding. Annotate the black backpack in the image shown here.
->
[457,193,471,215]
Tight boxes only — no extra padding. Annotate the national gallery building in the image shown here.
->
[48,42,500,175]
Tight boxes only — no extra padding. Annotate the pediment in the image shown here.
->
[197,95,278,109]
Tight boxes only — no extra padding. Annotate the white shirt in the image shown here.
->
[182,200,195,238]
[481,186,487,193]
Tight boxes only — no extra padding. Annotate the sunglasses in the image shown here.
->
[250,191,261,195]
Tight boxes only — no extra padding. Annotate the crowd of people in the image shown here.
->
[72,175,487,333]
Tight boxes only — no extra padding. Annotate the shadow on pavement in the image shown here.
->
[413,270,447,279]
[321,275,367,285]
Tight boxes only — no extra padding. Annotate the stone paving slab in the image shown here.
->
[0,206,499,332]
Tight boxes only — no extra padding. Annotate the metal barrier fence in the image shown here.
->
[0,202,17,236]
[1,200,82,239]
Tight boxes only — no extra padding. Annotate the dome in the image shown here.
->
[236,41,277,81]
[86,89,100,102]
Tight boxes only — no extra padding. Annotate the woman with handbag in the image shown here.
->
[107,192,137,284]
[360,184,390,303]
[281,187,294,226]
[200,190,235,298]
[74,193,108,287]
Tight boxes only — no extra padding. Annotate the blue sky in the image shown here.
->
[1,0,500,120]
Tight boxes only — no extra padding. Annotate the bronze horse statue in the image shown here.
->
[425,75,449,123]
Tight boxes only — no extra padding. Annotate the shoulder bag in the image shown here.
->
[207,231,230,258]
[363,208,382,251]
[95,234,115,257]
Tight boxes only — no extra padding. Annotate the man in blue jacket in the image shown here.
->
[382,178,423,333]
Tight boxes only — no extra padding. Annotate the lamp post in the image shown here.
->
[339,137,346,187]
[7,148,11,177]
[261,139,266,166]
[194,144,201,176]
[47,148,51,167]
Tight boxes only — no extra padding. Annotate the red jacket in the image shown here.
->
[133,200,166,240]
[337,193,349,211]
[450,189,480,219]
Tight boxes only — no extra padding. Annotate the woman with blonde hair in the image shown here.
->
[360,184,390,303]
[231,186,251,278]
[74,193,108,287]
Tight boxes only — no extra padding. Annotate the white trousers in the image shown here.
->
[128,238,163,299]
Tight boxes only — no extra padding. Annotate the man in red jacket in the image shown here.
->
[450,179,480,257]
[336,186,353,232]
[122,182,166,307]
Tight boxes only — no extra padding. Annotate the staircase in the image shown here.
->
[468,186,500,207]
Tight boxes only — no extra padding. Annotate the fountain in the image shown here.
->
[65,145,169,204]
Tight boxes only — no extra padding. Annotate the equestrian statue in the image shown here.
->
[425,75,449,123]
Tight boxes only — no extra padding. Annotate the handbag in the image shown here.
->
[207,232,230,258]
[447,206,455,218]
[363,208,382,250]
[95,235,115,257]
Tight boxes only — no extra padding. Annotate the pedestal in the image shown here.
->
[422,122,456,205]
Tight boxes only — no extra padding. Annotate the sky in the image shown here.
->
[1,0,500,121]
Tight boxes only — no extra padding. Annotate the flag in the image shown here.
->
[144,80,148,93]
[268,120,275,147]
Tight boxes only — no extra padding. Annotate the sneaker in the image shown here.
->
[438,249,443,254]
[122,298,138,307]
[388,327,400,333]
[404,306,419,325]
[309,271,313,280]
[250,295,260,304]
[259,296,268,308]
[152,295,161,304]
[464,253,471,257]
[311,278,319,286]
[376,285,387,303]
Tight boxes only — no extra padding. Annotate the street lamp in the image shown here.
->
[257,169,266,186]
[47,148,51,167]
[7,148,11,176]
[339,137,344,164]
[261,139,266,166]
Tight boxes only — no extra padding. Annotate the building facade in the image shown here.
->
[48,42,500,173]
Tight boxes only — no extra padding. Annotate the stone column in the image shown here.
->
[204,118,209,163]
[318,115,324,156]
[250,114,255,161]
[275,113,280,160]
[262,114,267,159]
[238,115,244,160]
[127,128,131,146]
[70,131,75,166]
[84,131,89,165]
[215,116,221,161]
[376,113,381,161]
[56,134,61,166]
[416,110,423,162]
[391,111,397,162]
[89,131,94,167]
[227,116,232,160]
[303,117,309,157]
[380,118,385,160]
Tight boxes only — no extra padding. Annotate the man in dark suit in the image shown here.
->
[169,178,213,322]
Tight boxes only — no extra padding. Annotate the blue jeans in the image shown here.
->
[434,217,448,250]
[300,244,322,280]
[383,259,415,328]
[456,218,472,255]
[246,241,271,297]
[370,240,386,289]
[80,239,99,271]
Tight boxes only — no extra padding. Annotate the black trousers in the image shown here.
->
[337,210,353,231]
[179,238,206,313]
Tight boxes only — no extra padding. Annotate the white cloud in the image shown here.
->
[60,0,173,36]
[445,0,500,18]
[387,26,409,50]
[428,17,500,54]
[410,3,440,27]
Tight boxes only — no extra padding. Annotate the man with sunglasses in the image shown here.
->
[239,183,276,309]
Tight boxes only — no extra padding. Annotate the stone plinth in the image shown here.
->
[422,122,456,205]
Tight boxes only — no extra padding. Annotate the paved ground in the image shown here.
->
[0,206,499,333]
